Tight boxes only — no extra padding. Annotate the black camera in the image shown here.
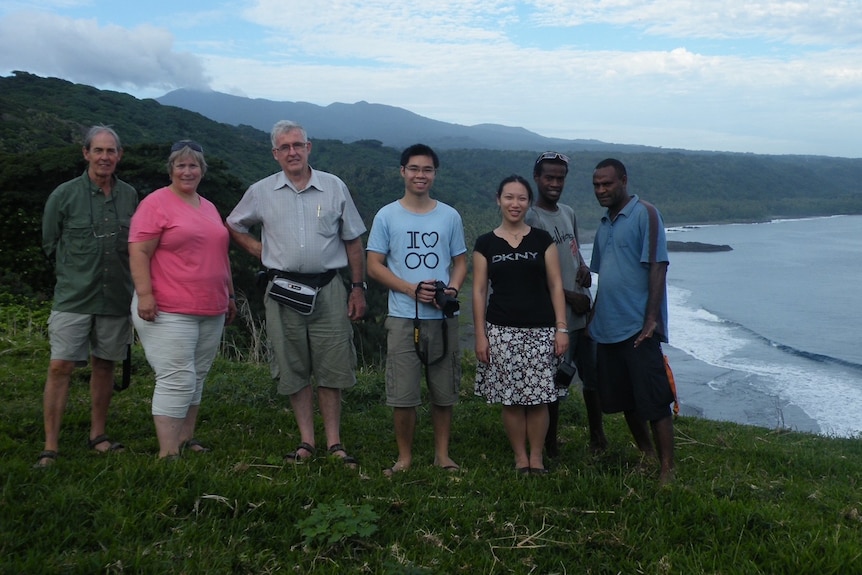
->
[432,280,460,318]
[554,360,577,389]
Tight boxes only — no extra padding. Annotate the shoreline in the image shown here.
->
[459,305,822,436]
[457,273,824,436]
[663,345,822,435]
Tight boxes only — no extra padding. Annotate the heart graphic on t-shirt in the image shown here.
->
[421,232,439,248]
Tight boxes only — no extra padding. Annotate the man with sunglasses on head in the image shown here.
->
[525,151,607,458]
[228,120,366,468]
[36,125,139,468]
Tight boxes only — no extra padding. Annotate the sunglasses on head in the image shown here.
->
[171,140,204,153]
[534,151,569,166]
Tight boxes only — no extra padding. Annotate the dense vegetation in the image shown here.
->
[2,70,862,364]
[3,300,862,573]
[3,71,861,234]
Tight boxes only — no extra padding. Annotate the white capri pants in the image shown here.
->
[132,294,225,418]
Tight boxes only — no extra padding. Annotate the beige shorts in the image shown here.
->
[384,316,461,408]
[265,278,357,395]
[48,311,131,363]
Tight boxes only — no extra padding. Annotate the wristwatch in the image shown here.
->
[351,281,368,290]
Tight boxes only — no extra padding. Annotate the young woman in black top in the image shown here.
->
[472,175,569,474]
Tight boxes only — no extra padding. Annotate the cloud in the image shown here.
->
[0,10,210,92]
[531,0,862,46]
[223,0,862,155]
[1,1,860,155]
[244,0,513,48]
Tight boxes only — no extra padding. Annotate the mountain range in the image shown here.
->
[3,71,862,229]
[157,89,668,153]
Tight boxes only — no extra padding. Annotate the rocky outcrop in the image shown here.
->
[667,240,732,252]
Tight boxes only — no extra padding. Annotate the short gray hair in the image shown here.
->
[167,144,207,177]
[271,120,307,148]
[84,125,122,150]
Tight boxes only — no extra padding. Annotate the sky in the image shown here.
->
[1,1,861,158]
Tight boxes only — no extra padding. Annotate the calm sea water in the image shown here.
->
[655,215,862,437]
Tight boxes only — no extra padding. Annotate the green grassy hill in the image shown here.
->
[2,303,862,573]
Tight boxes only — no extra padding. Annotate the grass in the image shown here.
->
[3,305,862,574]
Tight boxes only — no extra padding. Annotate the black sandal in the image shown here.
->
[88,434,124,452]
[181,439,211,453]
[284,442,315,463]
[33,450,58,469]
[328,443,358,468]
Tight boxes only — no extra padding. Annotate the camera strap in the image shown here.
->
[413,284,449,376]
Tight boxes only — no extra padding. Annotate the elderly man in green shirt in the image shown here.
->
[35,125,139,468]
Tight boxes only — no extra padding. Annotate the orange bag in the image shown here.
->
[663,355,680,417]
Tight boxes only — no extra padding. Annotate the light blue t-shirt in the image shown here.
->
[367,200,467,319]
[589,195,670,344]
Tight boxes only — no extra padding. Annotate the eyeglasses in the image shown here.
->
[404,166,437,175]
[171,140,204,153]
[275,142,309,154]
[89,191,119,239]
[534,151,569,166]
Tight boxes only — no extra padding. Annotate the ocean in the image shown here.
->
[620,214,862,437]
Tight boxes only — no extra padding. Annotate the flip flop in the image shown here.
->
[284,442,315,463]
[88,434,124,452]
[383,464,408,478]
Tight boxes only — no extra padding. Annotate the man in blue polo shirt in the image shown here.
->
[589,158,675,484]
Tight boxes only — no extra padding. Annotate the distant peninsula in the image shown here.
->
[667,240,733,252]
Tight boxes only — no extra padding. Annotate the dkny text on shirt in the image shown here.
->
[491,251,539,263]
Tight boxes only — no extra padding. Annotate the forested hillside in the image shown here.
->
[2,71,861,305]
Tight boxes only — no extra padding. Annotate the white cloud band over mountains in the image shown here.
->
[1,0,860,157]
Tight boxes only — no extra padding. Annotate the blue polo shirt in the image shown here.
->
[589,195,669,344]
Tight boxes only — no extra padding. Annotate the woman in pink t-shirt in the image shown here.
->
[130,140,237,459]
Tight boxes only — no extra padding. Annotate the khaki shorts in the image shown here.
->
[48,311,131,363]
[384,316,461,408]
[265,278,357,396]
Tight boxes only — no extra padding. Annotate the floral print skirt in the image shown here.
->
[475,323,557,406]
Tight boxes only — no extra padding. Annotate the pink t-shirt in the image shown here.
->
[130,186,231,316]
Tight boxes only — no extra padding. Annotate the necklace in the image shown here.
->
[498,226,528,242]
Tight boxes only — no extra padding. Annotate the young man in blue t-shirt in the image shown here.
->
[367,144,467,477]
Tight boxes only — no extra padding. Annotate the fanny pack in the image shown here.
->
[267,269,336,315]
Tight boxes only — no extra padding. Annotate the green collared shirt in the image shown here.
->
[42,171,139,315]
